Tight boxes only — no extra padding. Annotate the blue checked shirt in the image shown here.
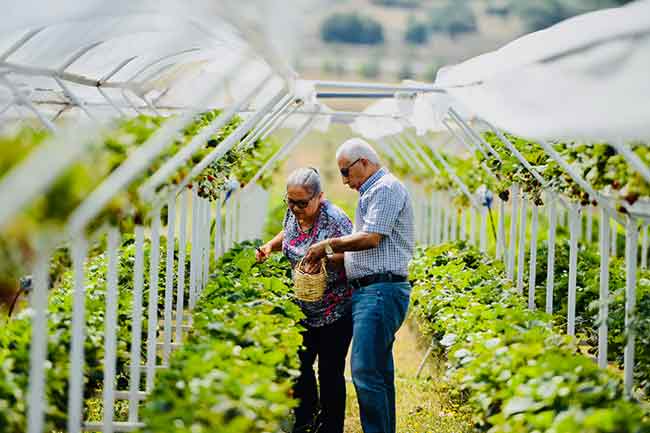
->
[344,167,415,280]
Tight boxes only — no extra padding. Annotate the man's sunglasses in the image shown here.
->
[340,158,362,178]
[284,191,317,209]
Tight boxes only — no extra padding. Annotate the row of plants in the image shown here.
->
[379,132,650,216]
[409,241,650,433]
[0,112,283,309]
[479,132,650,208]
[532,240,650,394]
[138,241,303,433]
[0,237,302,432]
[381,136,497,208]
[0,234,188,432]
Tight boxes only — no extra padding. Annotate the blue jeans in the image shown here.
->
[350,281,411,433]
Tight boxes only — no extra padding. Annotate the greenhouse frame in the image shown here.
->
[1,0,650,432]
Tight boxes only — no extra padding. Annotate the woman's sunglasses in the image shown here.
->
[339,158,362,177]
[284,191,317,209]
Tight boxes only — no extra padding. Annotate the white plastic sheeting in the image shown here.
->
[350,0,650,143]
[350,98,405,139]
[0,0,304,123]
[438,0,650,142]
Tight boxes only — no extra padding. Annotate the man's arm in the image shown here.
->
[330,232,382,252]
[302,232,382,272]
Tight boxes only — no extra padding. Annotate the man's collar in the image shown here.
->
[359,167,387,195]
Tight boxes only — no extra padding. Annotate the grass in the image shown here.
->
[343,318,472,432]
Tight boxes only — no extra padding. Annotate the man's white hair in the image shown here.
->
[336,138,380,165]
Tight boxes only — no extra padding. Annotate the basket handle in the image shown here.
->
[297,256,326,274]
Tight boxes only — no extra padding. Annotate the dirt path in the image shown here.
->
[343,321,472,433]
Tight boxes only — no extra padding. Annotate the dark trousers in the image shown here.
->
[293,312,353,433]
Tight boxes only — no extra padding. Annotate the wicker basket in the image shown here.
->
[293,258,327,302]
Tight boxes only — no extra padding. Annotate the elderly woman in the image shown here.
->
[256,167,353,433]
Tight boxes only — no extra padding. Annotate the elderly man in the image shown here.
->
[303,138,414,433]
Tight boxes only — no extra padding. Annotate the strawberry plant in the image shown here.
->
[409,242,650,432]
[138,242,303,433]
[0,234,187,432]
[0,110,285,311]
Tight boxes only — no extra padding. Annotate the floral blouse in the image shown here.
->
[282,200,353,327]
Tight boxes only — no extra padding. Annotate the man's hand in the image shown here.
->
[255,244,273,263]
[303,240,328,272]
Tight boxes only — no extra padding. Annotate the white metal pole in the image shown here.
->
[469,206,476,246]
[641,223,648,269]
[128,226,145,421]
[27,245,51,433]
[439,196,445,243]
[496,198,506,260]
[480,207,488,253]
[175,191,188,344]
[586,206,593,243]
[138,72,273,199]
[419,193,426,243]
[435,193,442,244]
[67,235,87,433]
[459,208,466,241]
[442,205,449,244]
[451,207,458,242]
[203,198,210,288]
[528,205,539,309]
[224,194,232,252]
[624,217,639,396]
[195,198,204,294]
[162,196,176,365]
[517,198,528,294]
[201,198,207,287]
[507,184,520,280]
[611,219,618,258]
[102,228,120,433]
[199,197,206,291]
[546,191,557,314]
[145,207,161,392]
[215,193,224,259]
[429,192,435,244]
[567,205,580,337]
[598,207,611,369]
[235,192,241,245]
[189,191,199,310]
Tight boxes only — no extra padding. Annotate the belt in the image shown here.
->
[349,273,407,290]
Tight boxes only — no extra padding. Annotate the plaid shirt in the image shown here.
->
[344,167,415,280]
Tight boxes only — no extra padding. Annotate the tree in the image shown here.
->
[429,2,477,38]
[320,13,385,45]
[359,59,381,79]
[398,62,415,80]
[404,16,429,45]
[423,61,440,82]
[513,0,636,33]
[371,0,421,7]
[512,0,575,32]
[485,0,511,17]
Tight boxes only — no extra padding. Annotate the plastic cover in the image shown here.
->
[0,0,293,122]
[435,0,650,142]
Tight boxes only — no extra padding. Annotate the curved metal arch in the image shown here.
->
[0,27,45,62]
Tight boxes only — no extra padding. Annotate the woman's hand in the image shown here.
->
[304,240,327,266]
[301,258,322,274]
[256,244,273,262]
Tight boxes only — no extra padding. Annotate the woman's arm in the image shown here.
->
[256,230,284,262]
[267,230,284,252]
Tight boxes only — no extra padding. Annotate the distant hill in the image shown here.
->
[293,0,631,84]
